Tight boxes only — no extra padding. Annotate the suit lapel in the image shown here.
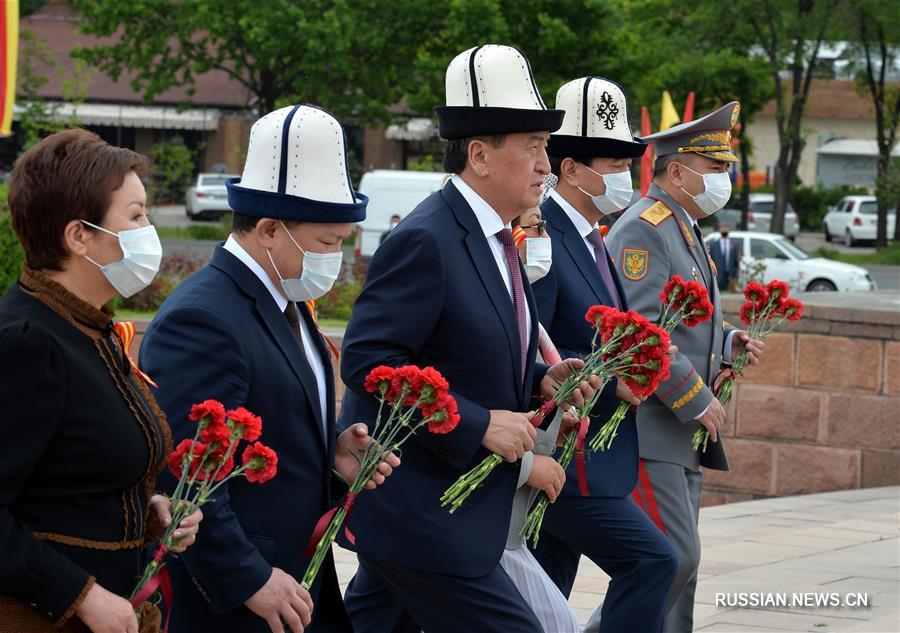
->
[443,183,524,397]
[211,246,327,450]
[256,297,327,449]
[546,198,621,309]
[299,302,334,452]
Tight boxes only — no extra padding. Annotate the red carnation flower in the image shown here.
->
[660,275,688,305]
[766,280,790,306]
[683,295,714,327]
[585,304,616,328]
[419,366,450,405]
[426,395,461,434]
[364,366,396,395]
[242,442,278,484]
[188,399,226,430]
[391,366,425,406]
[206,444,235,482]
[167,439,209,481]
[739,302,755,325]
[743,281,769,309]
[226,407,263,442]
[780,297,804,321]
[199,418,232,446]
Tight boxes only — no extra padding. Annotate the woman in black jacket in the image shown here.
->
[0,129,202,633]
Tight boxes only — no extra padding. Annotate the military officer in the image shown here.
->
[606,102,764,633]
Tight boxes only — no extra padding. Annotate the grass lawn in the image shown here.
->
[812,243,900,266]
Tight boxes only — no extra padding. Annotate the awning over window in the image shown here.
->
[13,101,223,130]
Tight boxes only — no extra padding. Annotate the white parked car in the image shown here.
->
[704,230,876,292]
[186,173,239,220]
[355,170,447,257]
[822,195,896,246]
[743,193,801,239]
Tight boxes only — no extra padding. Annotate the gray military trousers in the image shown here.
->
[584,459,703,633]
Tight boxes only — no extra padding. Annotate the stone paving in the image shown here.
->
[333,486,899,632]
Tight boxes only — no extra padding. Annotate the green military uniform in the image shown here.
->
[606,101,741,633]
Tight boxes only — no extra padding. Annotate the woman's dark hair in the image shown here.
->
[9,128,148,270]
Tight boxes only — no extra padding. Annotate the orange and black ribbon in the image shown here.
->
[113,321,157,388]
[305,300,341,360]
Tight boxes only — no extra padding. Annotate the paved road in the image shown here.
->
[333,487,900,631]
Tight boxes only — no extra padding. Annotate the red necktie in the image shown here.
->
[497,228,528,383]
[585,231,622,309]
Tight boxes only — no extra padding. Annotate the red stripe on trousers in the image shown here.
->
[631,459,668,535]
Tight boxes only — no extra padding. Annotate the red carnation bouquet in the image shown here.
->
[520,305,671,546]
[130,401,278,626]
[301,365,459,589]
[589,275,712,452]
[439,329,617,514]
[692,279,803,452]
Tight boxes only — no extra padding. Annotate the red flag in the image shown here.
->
[683,92,695,123]
[640,106,652,196]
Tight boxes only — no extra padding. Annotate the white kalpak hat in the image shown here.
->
[434,44,564,140]
[226,104,367,223]
[548,77,646,160]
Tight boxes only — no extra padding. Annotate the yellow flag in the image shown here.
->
[659,91,680,132]
[1,0,19,136]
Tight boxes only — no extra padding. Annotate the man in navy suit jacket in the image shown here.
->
[338,45,601,633]
[529,77,677,633]
[140,105,397,633]
[710,224,741,290]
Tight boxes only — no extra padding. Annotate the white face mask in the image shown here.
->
[524,236,552,283]
[81,220,162,298]
[679,164,732,216]
[268,222,343,302]
[577,166,633,215]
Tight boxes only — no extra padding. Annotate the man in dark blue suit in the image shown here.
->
[530,78,678,633]
[339,45,602,633]
[710,223,741,290]
[140,105,398,633]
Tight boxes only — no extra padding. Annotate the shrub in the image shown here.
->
[113,251,206,312]
[314,257,367,322]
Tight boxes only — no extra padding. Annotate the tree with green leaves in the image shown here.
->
[619,0,775,230]
[404,0,627,115]
[16,29,91,150]
[70,0,441,122]
[739,0,840,235]
[843,0,900,246]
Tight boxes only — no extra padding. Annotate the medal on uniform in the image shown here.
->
[692,266,699,280]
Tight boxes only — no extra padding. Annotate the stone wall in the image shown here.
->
[130,291,900,507]
[701,291,900,506]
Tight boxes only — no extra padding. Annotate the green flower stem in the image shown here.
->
[589,401,629,452]
[300,395,434,590]
[440,453,503,513]
[519,430,578,547]
[693,297,791,452]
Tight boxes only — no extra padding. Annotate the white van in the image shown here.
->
[355,170,447,257]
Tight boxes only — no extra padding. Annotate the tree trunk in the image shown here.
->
[738,111,751,231]
[875,156,890,248]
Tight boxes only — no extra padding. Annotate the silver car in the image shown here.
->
[186,173,238,220]
[744,193,801,239]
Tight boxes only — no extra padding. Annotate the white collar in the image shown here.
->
[224,234,288,313]
[452,175,509,237]
[549,190,597,238]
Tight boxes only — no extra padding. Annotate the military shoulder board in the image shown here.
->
[639,201,673,227]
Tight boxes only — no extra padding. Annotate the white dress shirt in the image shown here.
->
[550,190,600,262]
[452,176,532,350]
[224,235,329,431]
